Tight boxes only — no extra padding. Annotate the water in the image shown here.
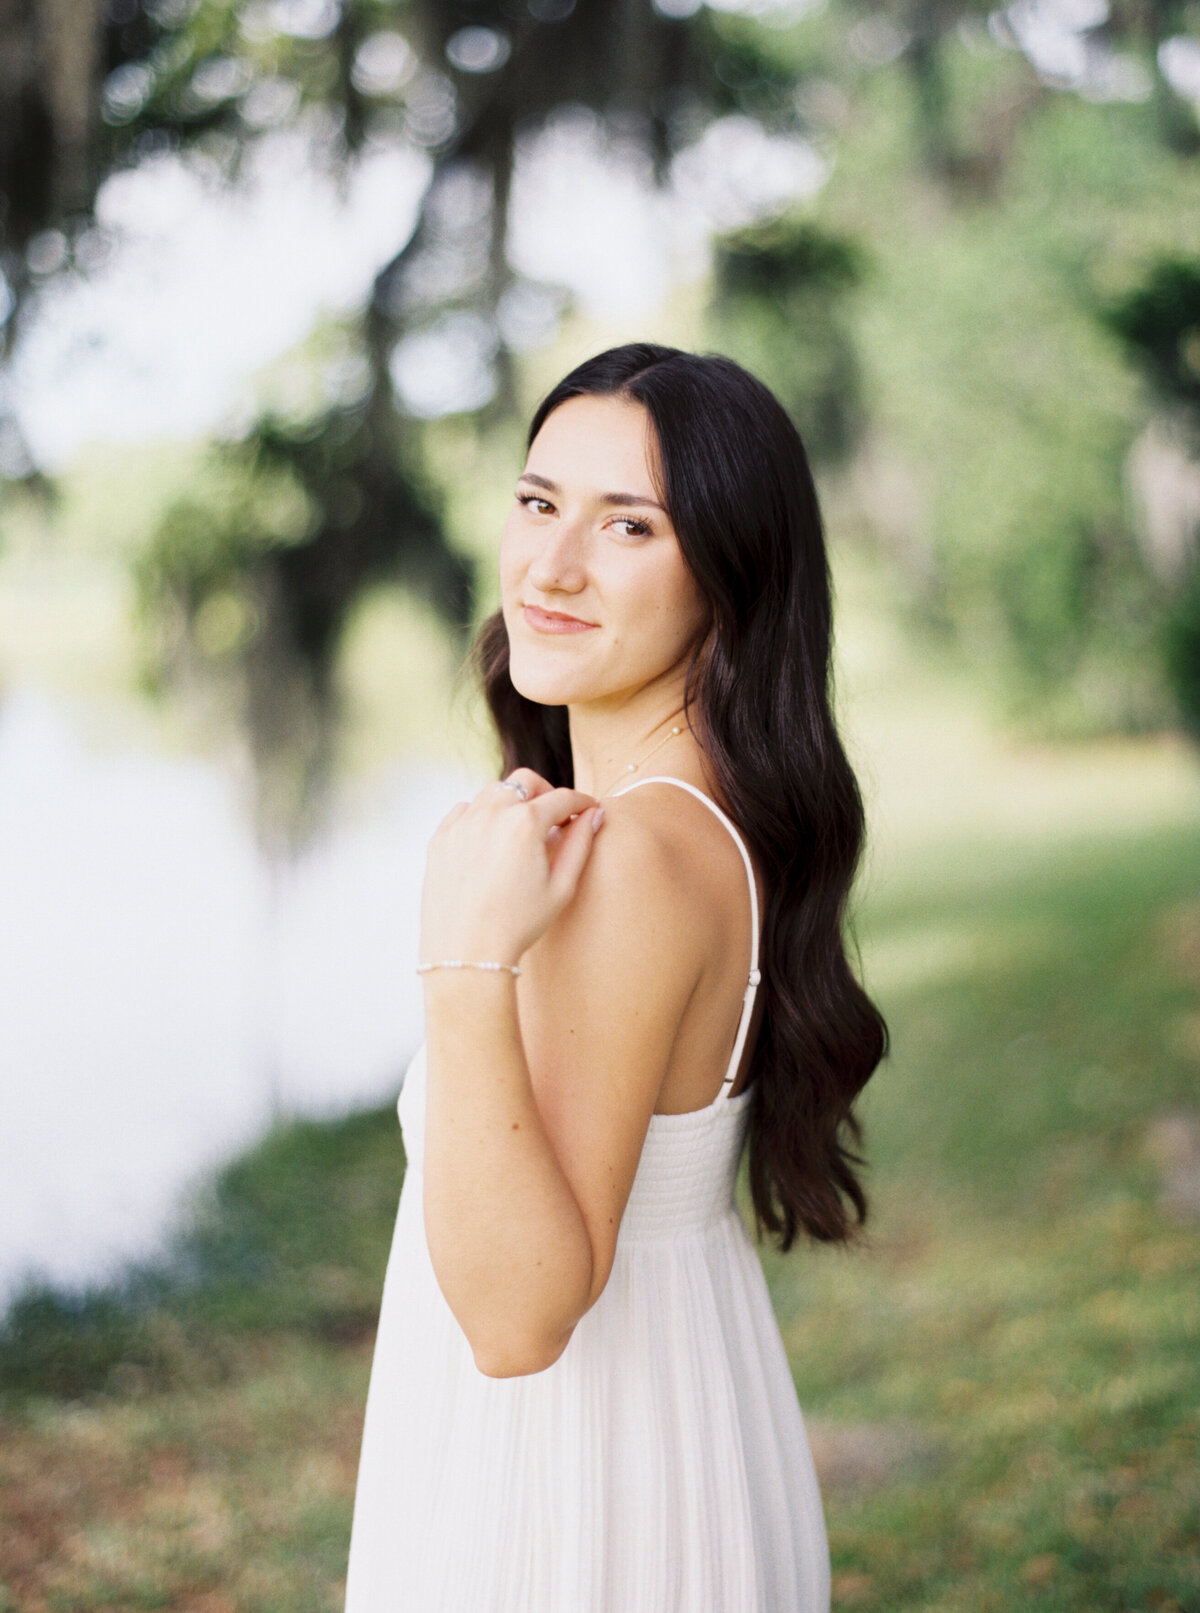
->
[0,681,483,1316]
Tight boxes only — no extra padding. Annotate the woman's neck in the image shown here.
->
[567,698,703,800]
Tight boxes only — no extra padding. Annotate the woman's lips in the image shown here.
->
[522,604,597,634]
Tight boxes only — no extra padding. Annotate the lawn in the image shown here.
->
[760,818,1200,1612]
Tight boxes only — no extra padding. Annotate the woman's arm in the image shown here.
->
[421,795,706,1378]
[421,967,594,1377]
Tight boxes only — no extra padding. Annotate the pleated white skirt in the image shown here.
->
[344,1042,830,1613]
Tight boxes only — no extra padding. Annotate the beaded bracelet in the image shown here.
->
[416,960,522,977]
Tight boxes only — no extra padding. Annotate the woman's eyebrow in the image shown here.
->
[517,471,666,513]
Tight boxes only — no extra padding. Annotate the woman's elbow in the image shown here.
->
[471,1325,574,1379]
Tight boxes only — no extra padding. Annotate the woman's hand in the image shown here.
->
[419,768,607,968]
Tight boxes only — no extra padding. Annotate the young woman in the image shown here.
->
[344,343,888,1612]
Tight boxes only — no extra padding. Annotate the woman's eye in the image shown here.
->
[515,492,651,538]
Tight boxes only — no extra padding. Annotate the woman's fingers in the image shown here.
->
[485,770,601,832]
[422,773,605,961]
[546,805,605,910]
[496,766,552,799]
[525,785,602,835]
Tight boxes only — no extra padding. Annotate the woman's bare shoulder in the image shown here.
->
[520,777,743,1044]
[530,782,710,988]
[597,777,754,911]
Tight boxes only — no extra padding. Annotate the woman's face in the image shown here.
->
[499,393,711,709]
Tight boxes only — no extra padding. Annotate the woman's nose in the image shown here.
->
[527,518,588,591]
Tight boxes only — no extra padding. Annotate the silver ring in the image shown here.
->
[497,778,529,800]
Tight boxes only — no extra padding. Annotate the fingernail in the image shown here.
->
[592,806,605,830]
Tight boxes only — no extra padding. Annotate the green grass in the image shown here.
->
[755,821,1200,1611]
[0,1100,407,1401]
[857,824,1200,1190]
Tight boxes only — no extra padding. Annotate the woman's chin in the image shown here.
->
[507,656,595,707]
[510,671,581,706]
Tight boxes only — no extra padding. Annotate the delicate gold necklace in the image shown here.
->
[596,721,685,800]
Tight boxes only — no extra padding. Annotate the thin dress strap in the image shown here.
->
[607,775,761,1097]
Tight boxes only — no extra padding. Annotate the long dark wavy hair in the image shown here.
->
[464,342,888,1251]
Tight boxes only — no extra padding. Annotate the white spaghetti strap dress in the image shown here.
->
[343,775,831,1612]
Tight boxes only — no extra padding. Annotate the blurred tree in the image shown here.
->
[708,211,869,467]
[838,0,1199,189]
[0,0,109,288]
[0,0,109,494]
[1101,256,1200,736]
[1108,0,1200,155]
[839,0,1052,194]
